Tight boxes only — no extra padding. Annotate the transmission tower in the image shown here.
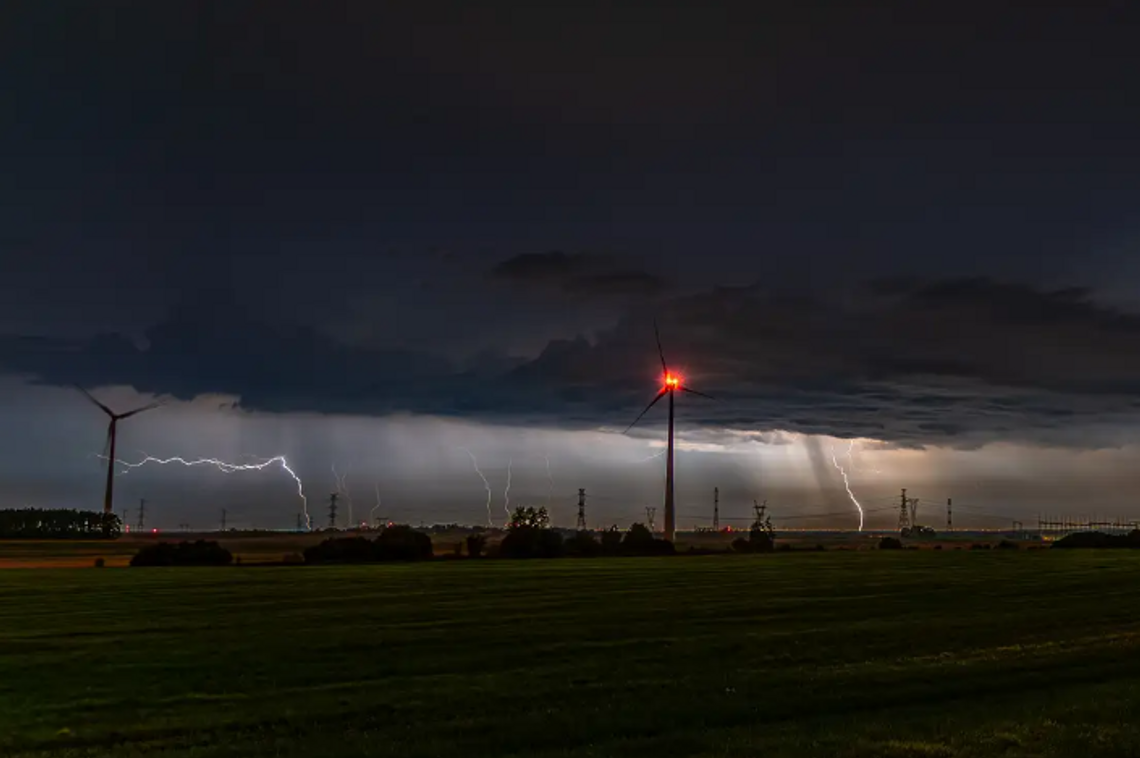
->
[136,498,146,531]
[576,488,587,530]
[898,489,911,533]
[946,498,952,531]
[713,487,720,531]
[296,513,304,532]
[645,506,657,532]
[221,508,227,531]
[328,493,339,529]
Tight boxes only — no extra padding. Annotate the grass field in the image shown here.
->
[2,551,1139,757]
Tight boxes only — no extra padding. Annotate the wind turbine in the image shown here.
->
[624,322,712,543]
[77,387,161,532]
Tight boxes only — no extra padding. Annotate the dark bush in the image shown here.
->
[778,543,792,552]
[600,527,623,556]
[498,526,564,559]
[130,540,233,567]
[94,557,105,568]
[879,537,903,550]
[970,543,991,550]
[564,530,601,557]
[303,536,377,564]
[1053,530,1140,549]
[996,539,1019,550]
[282,553,305,565]
[933,544,943,551]
[0,508,121,539]
[465,533,487,558]
[304,526,434,564]
[731,537,751,553]
[816,544,826,552]
[620,523,675,556]
[374,525,434,561]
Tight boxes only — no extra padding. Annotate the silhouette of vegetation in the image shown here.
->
[730,503,778,553]
[303,526,433,564]
[996,539,1019,550]
[600,526,623,555]
[0,508,121,539]
[130,540,233,567]
[507,506,550,530]
[303,536,376,564]
[1053,530,1140,549]
[879,537,904,550]
[93,557,105,568]
[563,530,601,557]
[620,523,675,555]
[465,533,487,558]
[499,508,563,558]
[375,524,435,560]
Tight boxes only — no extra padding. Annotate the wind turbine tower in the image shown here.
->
[77,387,161,533]
[624,322,712,543]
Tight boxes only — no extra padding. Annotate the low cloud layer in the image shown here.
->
[4,276,1140,448]
[491,252,668,300]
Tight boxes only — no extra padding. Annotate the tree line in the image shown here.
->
[0,508,121,539]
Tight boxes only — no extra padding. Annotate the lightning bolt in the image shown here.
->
[829,445,864,532]
[111,454,312,530]
[503,457,513,524]
[370,482,383,527]
[332,462,354,527]
[464,448,494,527]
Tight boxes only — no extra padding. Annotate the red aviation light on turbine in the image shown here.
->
[664,373,681,389]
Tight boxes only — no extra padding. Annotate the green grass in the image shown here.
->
[2,551,1140,756]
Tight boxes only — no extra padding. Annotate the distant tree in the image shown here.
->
[621,523,675,556]
[465,533,487,558]
[564,530,601,557]
[878,537,903,550]
[508,506,550,530]
[748,500,776,553]
[995,539,1019,550]
[130,540,232,567]
[600,526,623,556]
[1053,530,1140,549]
[0,508,121,540]
[498,511,562,558]
[303,536,376,564]
[373,525,434,561]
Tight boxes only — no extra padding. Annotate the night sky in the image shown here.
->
[4,5,1140,530]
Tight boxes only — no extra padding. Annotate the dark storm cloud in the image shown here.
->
[6,277,1140,448]
[491,252,668,300]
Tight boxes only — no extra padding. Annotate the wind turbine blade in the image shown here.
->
[118,401,162,420]
[681,386,715,400]
[76,385,114,417]
[653,319,668,372]
[623,389,667,434]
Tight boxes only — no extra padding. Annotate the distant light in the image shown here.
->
[151,528,158,534]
